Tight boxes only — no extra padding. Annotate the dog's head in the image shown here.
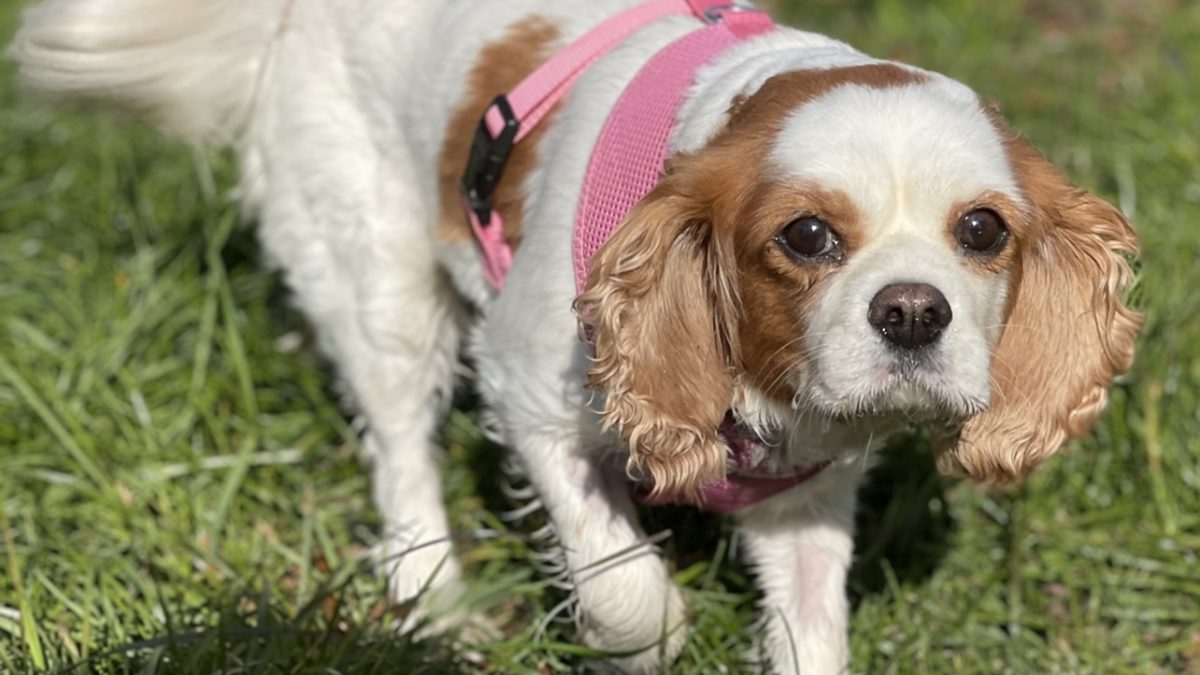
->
[578,64,1141,496]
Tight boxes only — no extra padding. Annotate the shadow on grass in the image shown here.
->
[59,597,465,675]
[848,432,954,601]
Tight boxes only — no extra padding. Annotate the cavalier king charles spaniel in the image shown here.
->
[12,0,1140,671]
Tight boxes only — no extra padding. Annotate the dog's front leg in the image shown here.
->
[735,464,863,675]
[532,438,688,672]
[509,431,688,673]
[473,255,688,671]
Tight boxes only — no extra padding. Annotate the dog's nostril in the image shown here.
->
[867,283,953,349]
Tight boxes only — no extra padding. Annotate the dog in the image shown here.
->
[10,0,1141,671]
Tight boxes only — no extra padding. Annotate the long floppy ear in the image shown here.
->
[576,181,739,498]
[938,134,1143,483]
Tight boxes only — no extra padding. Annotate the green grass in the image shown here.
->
[2,0,1198,672]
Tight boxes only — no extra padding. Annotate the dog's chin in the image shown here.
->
[806,370,986,424]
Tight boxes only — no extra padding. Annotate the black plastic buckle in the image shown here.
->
[459,95,520,227]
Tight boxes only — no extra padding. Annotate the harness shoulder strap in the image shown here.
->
[459,0,769,289]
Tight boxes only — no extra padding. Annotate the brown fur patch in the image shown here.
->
[578,63,929,495]
[721,63,927,138]
[936,117,1143,483]
[435,18,561,247]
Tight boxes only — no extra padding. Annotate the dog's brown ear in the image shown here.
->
[938,134,1142,483]
[576,176,739,498]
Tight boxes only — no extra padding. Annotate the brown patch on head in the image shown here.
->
[722,63,927,137]
[436,18,561,247]
[936,113,1142,483]
[577,63,928,496]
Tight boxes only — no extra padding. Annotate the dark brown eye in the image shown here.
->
[956,209,1008,253]
[778,216,841,260]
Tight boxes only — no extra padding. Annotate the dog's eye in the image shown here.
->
[956,209,1008,253]
[778,216,841,260]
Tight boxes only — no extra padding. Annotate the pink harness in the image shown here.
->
[459,0,829,511]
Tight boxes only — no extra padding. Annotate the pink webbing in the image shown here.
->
[636,462,830,511]
[466,203,512,289]
[470,0,749,289]
[485,0,697,141]
[572,10,774,293]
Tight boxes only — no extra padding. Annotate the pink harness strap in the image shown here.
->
[462,0,732,289]
[485,0,711,142]
[459,1,830,511]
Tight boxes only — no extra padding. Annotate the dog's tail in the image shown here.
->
[9,0,292,144]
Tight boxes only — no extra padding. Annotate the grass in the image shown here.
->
[1,0,1198,672]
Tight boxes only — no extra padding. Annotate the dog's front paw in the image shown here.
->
[396,578,499,642]
[577,581,688,673]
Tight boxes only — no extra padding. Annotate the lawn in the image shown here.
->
[1,0,1198,672]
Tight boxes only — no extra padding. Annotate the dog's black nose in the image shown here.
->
[868,283,952,349]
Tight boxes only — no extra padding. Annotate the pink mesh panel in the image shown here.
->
[573,13,773,293]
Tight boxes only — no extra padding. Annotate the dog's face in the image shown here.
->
[741,73,1021,423]
[579,64,1141,498]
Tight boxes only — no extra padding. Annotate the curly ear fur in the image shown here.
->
[576,181,739,499]
[938,133,1142,483]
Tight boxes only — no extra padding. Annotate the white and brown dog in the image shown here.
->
[11,0,1141,671]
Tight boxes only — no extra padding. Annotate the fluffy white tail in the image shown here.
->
[9,0,292,143]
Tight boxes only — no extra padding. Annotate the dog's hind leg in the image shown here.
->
[266,218,466,616]
[263,196,468,626]
[249,99,468,632]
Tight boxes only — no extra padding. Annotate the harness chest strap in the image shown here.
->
[459,1,831,510]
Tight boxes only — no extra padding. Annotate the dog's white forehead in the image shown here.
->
[767,79,1023,234]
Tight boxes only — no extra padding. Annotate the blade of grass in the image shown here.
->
[204,211,260,556]
[2,509,45,670]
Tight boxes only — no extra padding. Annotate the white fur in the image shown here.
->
[10,1,1020,671]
